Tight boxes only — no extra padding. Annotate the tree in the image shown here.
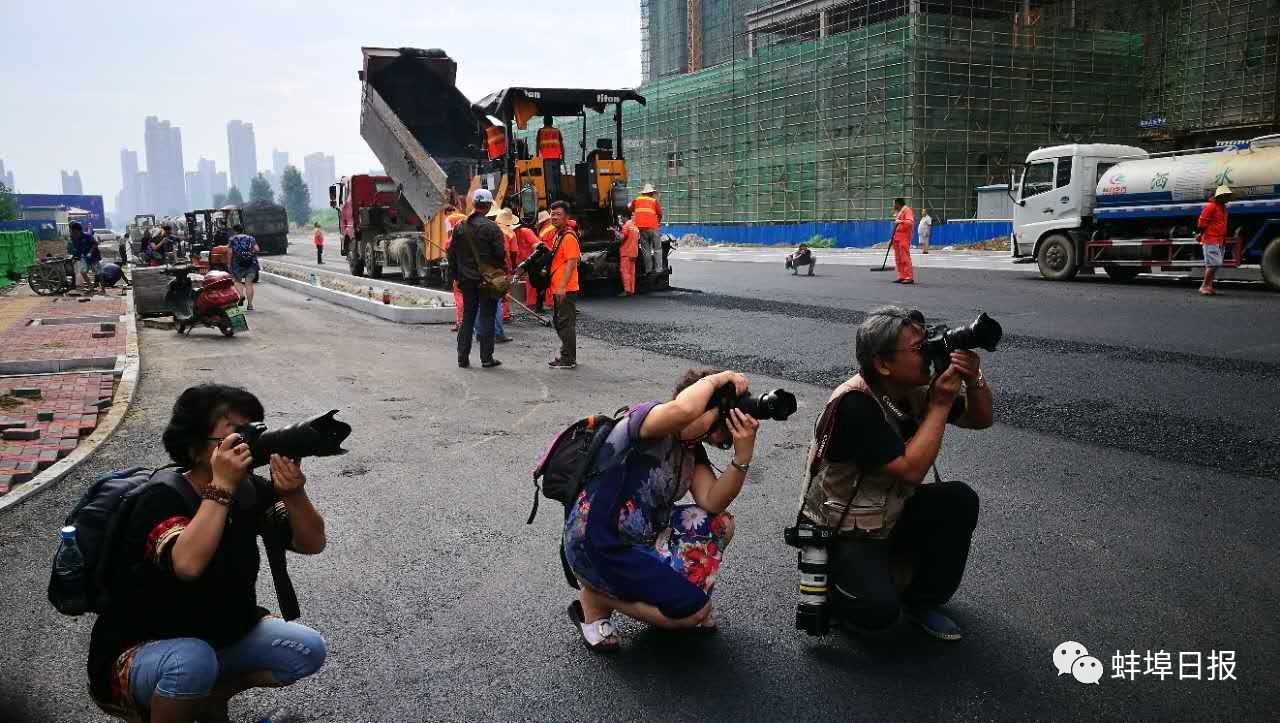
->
[226,186,244,205]
[0,182,16,222]
[281,166,311,228]
[249,174,274,204]
[211,192,227,208]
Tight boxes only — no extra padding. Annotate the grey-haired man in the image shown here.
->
[799,306,992,640]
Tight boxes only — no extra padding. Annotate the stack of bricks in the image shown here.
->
[0,373,116,495]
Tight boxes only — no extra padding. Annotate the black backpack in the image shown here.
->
[529,407,634,589]
[48,467,299,619]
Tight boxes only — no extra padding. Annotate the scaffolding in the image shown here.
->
[602,0,1147,224]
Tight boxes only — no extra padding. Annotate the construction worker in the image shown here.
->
[629,183,663,275]
[1197,185,1232,296]
[546,201,580,369]
[537,116,565,203]
[618,212,640,296]
[534,209,555,311]
[891,197,915,284]
[443,204,468,330]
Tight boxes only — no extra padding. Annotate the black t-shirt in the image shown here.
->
[824,391,965,469]
[87,473,291,704]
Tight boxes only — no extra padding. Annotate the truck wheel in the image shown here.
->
[1262,238,1280,291]
[1037,234,1079,281]
[1104,266,1140,282]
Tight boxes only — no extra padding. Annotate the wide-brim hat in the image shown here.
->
[495,208,520,228]
[641,183,657,194]
[536,210,552,226]
[486,204,500,218]
[1214,185,1234,198]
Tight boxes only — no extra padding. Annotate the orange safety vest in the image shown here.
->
[631,195,660,230]
[537,127,563,160]
[484,126,507,161]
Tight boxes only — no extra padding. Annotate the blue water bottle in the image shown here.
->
[53,525,88,615]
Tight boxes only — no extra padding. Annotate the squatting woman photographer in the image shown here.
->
[562,369,760,652]
[799,306,993,641]
[86,385,328,722]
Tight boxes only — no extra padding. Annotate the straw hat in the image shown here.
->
[1213,185,1233,198]
[495,208,520,228]
[641,183,657,194]
[536,210,552,226]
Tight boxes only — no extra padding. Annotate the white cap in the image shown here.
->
[472,188,494,204]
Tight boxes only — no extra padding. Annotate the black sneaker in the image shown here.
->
[457,358,470,368]
[482,359,502,368]
[495,335,513,343]
[548,358,577,370]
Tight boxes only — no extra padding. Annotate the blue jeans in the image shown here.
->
[475,299,504,339]
[129,618,326,707]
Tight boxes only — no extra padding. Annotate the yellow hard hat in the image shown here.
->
[1214,185,1233,198]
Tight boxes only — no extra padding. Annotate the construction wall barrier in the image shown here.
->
[662,219,1011,248]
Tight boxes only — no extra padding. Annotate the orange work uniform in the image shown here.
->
[892,205,915,283]
[619,220,640,295]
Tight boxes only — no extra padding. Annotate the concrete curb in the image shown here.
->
[260,270,455,324]
[0,291,142,514]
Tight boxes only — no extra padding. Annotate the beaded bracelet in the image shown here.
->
[200,486,234,506]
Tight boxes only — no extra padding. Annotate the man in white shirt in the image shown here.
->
[918,209,933,254]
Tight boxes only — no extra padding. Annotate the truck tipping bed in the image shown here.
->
[359,47,484,226]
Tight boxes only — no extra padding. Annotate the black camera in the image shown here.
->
[784,520,838,636]
[921,312,1002,376]
[235,410,352,467]
[518,242,553,289]
[708,385,798,422]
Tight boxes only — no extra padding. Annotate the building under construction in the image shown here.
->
[560,0,1278,244]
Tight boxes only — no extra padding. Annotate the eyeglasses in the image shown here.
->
[886,342,924,355]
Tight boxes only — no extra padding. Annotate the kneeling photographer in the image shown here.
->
[794,306,996,641]
[561,369,795,652]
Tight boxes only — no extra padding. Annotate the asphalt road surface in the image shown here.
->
[0,253,1276,722]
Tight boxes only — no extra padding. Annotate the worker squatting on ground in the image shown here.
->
[629,184,663,274]
[618,212,640,295]
[892,198,915,284]
[785,243,815,276]
[538,116,565,202]
[1197,185,1232,296]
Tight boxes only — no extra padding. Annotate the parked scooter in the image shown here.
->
[163,265,248,337]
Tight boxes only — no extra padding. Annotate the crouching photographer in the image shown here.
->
[561,369,795,652]
[791,306,996,641]
[77,385,350,722]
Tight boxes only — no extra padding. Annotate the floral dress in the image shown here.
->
[563,402,733,620]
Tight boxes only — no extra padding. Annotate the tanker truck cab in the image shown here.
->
[1012,143,1147,271]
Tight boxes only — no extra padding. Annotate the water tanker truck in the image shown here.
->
[1011,135,1280,290]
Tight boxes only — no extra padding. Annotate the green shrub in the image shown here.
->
[806,234,835,248]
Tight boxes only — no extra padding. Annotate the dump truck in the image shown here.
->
[224,201,289,255]
[356,46,664,292]
[329,173,426,283]
[1011,135,1280,290]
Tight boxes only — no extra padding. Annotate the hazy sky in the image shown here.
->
[0,1,641,208]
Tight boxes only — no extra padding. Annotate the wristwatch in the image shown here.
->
[974,370,988,389]
[730,459,751,473]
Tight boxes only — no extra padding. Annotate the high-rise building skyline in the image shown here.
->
[227,120,258,195]
[143,116,186,214]
[212,171,228,201]
[1,159,16,191]
[303,152,336,209]
[271,149,289,195]
[118,149,142,220]
[61,170,83,195]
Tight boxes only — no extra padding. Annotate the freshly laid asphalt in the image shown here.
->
[0,253,1276,722]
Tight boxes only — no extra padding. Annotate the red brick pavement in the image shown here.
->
[0,294,126,364]
[0,374,116,495]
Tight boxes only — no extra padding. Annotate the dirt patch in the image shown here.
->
[0,395,26,410]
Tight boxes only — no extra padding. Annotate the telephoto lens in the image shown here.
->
[784,522,836,636]
[737,389,799,422]
[235,410,352,467]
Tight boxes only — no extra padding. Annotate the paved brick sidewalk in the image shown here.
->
[0,374,115,494]
[0,285,129,496]
[0,291,126,366]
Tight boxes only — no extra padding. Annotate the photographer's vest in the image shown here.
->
[799,375,922,539]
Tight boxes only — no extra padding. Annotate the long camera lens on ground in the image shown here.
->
[235,410,352,467]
